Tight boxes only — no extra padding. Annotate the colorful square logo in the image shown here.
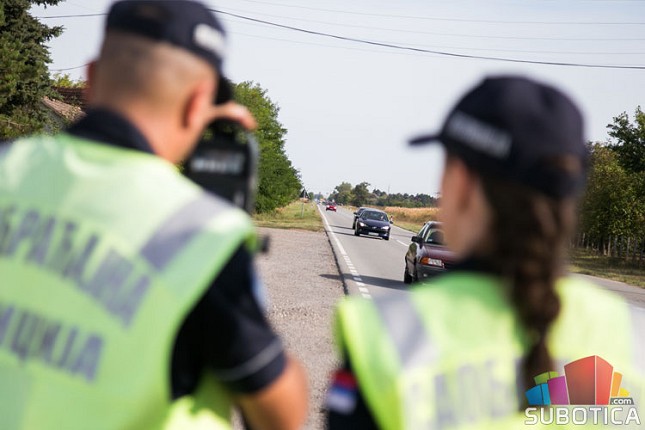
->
[525,355,631,406]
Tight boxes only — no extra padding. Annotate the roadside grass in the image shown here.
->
[569,248,644,288]
[253,200,323,232]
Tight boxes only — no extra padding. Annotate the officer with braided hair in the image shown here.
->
[326,76,645,429]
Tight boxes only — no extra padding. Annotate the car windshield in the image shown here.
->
[362,211,388,222]
[423,228,444,245]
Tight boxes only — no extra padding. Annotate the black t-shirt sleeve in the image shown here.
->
[326,358,379,429]
[171,246,286,398]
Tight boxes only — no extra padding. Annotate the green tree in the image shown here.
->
[233,81,302,213]
[351,181,371,207]
[0,0,63,138]
[331,182,353,204]
[607,107,645,174]
[579,144,644,254]
[52,72,85,88]
[329,181,440,208]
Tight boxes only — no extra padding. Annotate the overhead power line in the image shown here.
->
[36,5,645,26]
[51,63,90,72]
[37,9,645,70]
[215,0,645,25]
[224,25,644,56]
[212,9,645,69]
[216,6,645,41]
[38,9,645,42]
[38,13,103,18]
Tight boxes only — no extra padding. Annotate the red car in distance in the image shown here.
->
[325,202,337,212]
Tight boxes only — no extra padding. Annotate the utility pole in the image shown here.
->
[299,188,307,217]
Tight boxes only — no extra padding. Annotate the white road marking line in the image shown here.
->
[396,240,409,247]
[335,237,347,255]
[320,207,348,256]
[319,206,372,299]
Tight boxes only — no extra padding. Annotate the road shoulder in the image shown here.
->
[255,227,344,429]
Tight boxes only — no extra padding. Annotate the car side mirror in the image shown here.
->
[411,236,421,243]
[353,212,357,215]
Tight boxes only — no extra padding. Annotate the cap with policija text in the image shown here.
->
[410,76,588,199]
[106,0,232,104]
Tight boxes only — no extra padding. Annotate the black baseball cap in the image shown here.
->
[106,0,232,104]
[410,76,588,198]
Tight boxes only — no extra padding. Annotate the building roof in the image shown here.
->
[42,97,85,122]
[53,87,87,111]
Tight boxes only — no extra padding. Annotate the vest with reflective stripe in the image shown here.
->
[335,272,645,430]
[0,134,255,430]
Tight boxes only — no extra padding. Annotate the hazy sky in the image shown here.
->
[33,0,645,196]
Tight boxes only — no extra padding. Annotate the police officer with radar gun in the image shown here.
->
[0,1,307,429]
[326,76,645,429]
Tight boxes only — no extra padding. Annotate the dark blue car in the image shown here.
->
[354,209,391,240]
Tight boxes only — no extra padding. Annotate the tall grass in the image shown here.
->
[253,200,323,232]
[384,206,439,233]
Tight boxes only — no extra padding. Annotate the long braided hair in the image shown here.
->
[474,156,581,403]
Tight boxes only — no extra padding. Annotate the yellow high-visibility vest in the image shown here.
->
[0,134,255,429]
[335,272,645,429]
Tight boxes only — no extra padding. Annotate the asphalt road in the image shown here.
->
[319,205,645,309]
[318,205,414,300]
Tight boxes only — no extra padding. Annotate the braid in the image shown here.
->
[479,175,577,404]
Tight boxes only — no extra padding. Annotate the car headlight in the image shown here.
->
[381,225,390,230]
[358,222,366,227]
[420,257,444,267]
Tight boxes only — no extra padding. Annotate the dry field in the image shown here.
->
[383,206,439,232]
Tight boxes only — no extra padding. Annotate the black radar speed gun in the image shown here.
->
[184,119,259,215]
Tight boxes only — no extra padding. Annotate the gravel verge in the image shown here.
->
[255,227,344,429]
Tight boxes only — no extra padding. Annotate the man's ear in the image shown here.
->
[182,80,213,130]
[84,60,97,104]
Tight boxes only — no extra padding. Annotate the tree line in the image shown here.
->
[0,1,302,214]
[328,181,438,208]
[577,107,644,263]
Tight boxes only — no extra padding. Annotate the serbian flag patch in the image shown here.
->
[326,369,358,414]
